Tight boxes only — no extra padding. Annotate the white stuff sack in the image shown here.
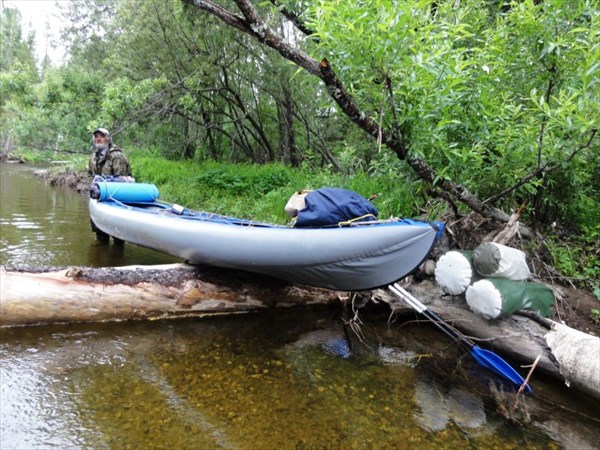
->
[465,280,503,320]
[473,242,530,280]
[434,251,474,295]
[284,190,310,218]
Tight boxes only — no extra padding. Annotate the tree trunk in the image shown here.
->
[279,83,299,167]
[181,116,195,159]
[0,264,340,327]
[202,110,219,159]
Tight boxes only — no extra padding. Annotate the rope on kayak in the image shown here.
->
[337,213,378,227]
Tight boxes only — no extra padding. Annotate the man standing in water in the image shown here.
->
[88,127,131,244]
[88,128,131,177]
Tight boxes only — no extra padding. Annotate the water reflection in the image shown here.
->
[413,381,488,432]
[2,311,600,449]
[290,327,352,358]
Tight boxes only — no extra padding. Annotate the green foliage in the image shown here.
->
[0,7,38,74]
[305,0,599,224]
[5,65,106,153]
[99,77,169,125]
[195,163,291,196]
[10,148,48,164]
[0,62,37,106]
[0,6,40,149]
[129,152,416,223]
[3,0,598,241]
[545,225,600,291]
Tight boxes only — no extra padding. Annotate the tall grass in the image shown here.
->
[130,151,419,224]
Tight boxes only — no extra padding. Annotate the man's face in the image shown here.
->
[93,133,109,152]
[93,133,109,146]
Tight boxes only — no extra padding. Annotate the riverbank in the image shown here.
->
[41,167,91,194]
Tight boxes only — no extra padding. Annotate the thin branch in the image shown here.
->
[269,0,317,38]
[377,86,385,153]
[537,71,556,168]
[385,76,400,126]
[484,129,598,205]
[182,0,257,36]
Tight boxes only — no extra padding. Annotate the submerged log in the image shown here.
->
[374,280,600,402]
[0,264,341,327]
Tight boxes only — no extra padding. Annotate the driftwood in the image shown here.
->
[374,280,600,402]
[2,264,598,401]
[0,263,341,327]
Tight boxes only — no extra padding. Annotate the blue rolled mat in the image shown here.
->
[92,182,160,203]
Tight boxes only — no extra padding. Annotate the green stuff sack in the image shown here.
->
[465,278,554,320]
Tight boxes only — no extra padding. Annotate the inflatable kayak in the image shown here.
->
[89,181,443,290]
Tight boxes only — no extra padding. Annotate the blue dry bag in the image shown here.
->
[294,188,378,227]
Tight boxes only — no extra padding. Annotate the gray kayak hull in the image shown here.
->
[89,199,442,290]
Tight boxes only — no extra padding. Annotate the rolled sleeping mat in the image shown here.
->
[465,278,554,320]
[473,242,530,280]
[434,251,477,295]
[90,182,160,203]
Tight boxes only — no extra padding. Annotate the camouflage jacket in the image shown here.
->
[88,146,131,177]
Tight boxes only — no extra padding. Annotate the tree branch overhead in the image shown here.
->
[182,0,541,223]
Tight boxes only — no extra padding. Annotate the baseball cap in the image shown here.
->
[92,128,110,136]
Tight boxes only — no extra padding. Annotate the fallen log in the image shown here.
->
[0,263,341,327]
[374,280,600,402]
[3,264,598,402]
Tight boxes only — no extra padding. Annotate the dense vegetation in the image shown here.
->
[1,0,598,291]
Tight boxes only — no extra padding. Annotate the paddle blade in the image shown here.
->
[470,346,532,393]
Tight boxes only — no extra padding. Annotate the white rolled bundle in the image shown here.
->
[473,242,530,280]
[434,251,475,295]
[284,190,310,217]
[465,280,503,319]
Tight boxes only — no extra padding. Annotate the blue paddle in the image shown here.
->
[389,283,531,393]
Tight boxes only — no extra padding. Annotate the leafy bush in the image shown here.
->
[545,225,600,291]
[127,153,419,223]
[195,163,291,196]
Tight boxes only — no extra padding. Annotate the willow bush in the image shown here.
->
[304,0,599,228]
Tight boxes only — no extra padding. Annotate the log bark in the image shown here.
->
[374,280,600,402]
[0,264,341,327]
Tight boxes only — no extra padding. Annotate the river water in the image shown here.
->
[1,163,599,449]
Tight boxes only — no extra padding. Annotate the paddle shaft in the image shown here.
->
[389,284,475,350]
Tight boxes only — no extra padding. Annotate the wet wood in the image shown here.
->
[0,263,341,327]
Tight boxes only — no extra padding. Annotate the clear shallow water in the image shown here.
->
[4,314,596,450]
[0,163,179,267]
[1,163,599,449]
